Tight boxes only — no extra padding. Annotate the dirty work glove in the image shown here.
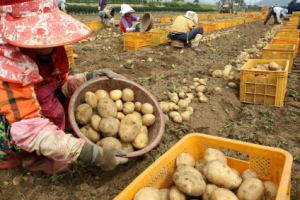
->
[126,27,136,32]
[78,143,128,171]
[86,68,126,80]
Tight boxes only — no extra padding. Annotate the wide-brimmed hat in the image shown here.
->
[184,11,198,24]
[0,0,92,48]
[120,4,135,16]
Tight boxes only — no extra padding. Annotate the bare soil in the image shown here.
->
[0,12,299,200]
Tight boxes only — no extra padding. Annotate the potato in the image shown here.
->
[176,153,195,167]
[116,112,125,121]
[186,106,194,114]
[169,186,186,200]
[84,126,101,143]
[181,111,191,121]
[120,140,134,153]
[269,62,280,71]
[115,99,123,111]
[122,88,134,102]
[142,114,156,127]
[159,101,170,113]
[167,92,179,104]
[99,116,120,137]
[132,126,148,149]
[196,85,206,93]
[203,160,242,190]
[109,89,122,101]
[212,70,223,78]
[119,114,143,142]
[90,114,101,132]
[97,98,117,118]
[122,102,135,114]
[141,103,154,114]
[75,103,93,125]
[204,148,227,165]
[202,184,218,200]
[213,87,222,94]
[199,95,208,103]
[236,178,264,200]
[177,99,189,109]
[210,188,238,200]
[164,114,169,124]
[173,165,206,196]
[195,159,206,176]
[241,169,258,181]
[96,137,122,149]
[264,181,278,200]
[131,111,142,119]
[134,102,142,112]
[85,91,97,108]
[133,187,160,200]
[159,188,170,200]
[95,89,109,101]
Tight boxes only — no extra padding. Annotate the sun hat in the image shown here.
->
[0,0,92,48]
[184,11,198,24]
[120,4,135,16]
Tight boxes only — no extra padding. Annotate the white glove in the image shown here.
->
[126,27,135,32]
[98,6,100,11]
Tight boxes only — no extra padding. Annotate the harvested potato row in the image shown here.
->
[249,62,284,72]
[74,88,156,153]
[133,148,279,200]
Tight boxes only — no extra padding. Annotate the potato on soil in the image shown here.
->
[159,101,170,113]
[181,111,191,121]
[97,98,117,118]
[173,165,206,196]
[241,169,258,181]
[210,188,238,200]
[85,91,98,108]
[122,102,135,114]
[203,160,242,190]
[169,186,186,200]
[176,153,195,167]
[75,103,93,125]
[90,114,101,132]
[236,178,264,200]
[142,114,156,127]
[204,148,227,165]
[132,126,148,149]
[118,114,143,142]
[96,137,122,149]
[202,184,218,200]
[83,126,101,143]
[109,89,122,101]
[122,88,134,102]
[120,140,134,153]
[99,116,120,137]
[133,187,160,200]
[95,89,109,101]
[141,103,154,114]
[264,181,278,200]
[159,188,170,200]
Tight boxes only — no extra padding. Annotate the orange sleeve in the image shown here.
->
[0,81,41,124]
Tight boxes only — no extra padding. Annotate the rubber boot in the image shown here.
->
[191,34,203,52]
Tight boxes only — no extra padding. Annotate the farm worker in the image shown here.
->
[98,0,107,11]
[98,5,115,28]
[263,6,288,25]
[169,11,204,52]
[0,0,128,173]
[119,4,141,35]
[56,0,67,13]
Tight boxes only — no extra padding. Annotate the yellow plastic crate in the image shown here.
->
[150,28,170,46]
[123,32,152,51]
[114,19,120,26]
[239,59,289,107]
[64,45,75,66]
[215,21,226,30]
[271,37,300,58]
[261,7,269,12]
[292,11,300,17]
[197,14,208,19]
[114,133,293,200]
[84,21,102,30]
[276,30,299,38]
[195,22,216,33]
[160,16,170,23]
[262,44,295,73]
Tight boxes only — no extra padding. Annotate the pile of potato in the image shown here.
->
[75,88,156,152]
[133,148,279,200]
[249,61,285,72]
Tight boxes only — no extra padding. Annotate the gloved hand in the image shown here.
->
[98,6,100,11]
[134,23,141,31]
[126,27,136,32]
[78,143,128,171]
[86,68,126,80]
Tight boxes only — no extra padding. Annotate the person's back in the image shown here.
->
[170,16,194,33]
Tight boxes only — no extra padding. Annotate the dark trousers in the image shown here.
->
[169,27,204,43]
[264,8,278,23]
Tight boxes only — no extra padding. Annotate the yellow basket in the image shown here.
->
[215,21,226,30]
[84,21,102,30]
[150,28,170,46]
[276,29,299,38]
[261,7,269,12]
[196,22,216,33]
[239,59,289,107]
[114,133,293,200]
[123,32,152,51]
[64,45,75,66]
[292,11,300,17]
[197,14,208,19]
[262,44,295,73]
[271,37,300,58]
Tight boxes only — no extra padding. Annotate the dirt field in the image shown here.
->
[0,12,299,200]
